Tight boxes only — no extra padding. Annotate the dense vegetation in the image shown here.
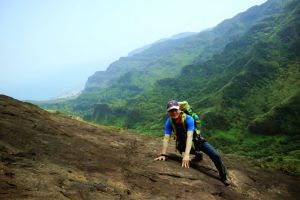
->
[39,0,300,175]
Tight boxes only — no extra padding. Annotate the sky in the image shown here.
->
[0,0,267,101]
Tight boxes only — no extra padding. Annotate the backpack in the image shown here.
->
[178,101,201,131]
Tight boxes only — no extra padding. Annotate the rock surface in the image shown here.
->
[0,95,299,199]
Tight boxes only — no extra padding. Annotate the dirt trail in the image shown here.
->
[0,95,299,199]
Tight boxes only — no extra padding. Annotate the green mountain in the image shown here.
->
[41,0,288,117]
[39,0,300,174]
[90,0,299,130]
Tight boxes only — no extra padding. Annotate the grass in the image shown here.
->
[206,128,300,175]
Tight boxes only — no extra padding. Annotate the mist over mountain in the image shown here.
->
[127,32,197,57]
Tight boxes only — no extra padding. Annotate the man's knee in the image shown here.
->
[209,152,221,162]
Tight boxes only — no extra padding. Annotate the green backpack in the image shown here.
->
[178,101,201,131]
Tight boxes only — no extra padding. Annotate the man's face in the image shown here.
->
[168,109,180,119]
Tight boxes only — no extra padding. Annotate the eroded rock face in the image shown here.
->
[0,95,299,199]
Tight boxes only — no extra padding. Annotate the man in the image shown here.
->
[154,100,230,185]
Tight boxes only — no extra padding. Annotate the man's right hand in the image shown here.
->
[154,155,166,161]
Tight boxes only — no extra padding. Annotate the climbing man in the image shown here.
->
[154,100,231,185]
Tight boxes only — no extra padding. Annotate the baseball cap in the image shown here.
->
[166,100,180,111]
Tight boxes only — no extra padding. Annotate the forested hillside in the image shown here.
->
[41,0,286,115]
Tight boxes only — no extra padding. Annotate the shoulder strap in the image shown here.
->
[182,113,187,132]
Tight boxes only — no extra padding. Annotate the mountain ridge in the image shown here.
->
[127,32,197,57]
[84,0,282,91]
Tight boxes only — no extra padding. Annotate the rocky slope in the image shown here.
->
[0,94,299,199]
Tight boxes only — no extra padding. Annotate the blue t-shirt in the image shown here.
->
[165,115,195,135]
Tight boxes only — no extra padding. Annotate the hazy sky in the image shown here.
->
[0,0,267,100]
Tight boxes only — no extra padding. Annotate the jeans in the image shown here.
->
[195,141,227,178]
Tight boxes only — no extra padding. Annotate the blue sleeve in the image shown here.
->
[186,115,195,131]
[165,118,172,135]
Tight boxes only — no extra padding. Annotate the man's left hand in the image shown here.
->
[182,156,190,168]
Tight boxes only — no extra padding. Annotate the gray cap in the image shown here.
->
[166,100,180,111]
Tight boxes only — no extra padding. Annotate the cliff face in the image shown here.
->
[0,94,299,199]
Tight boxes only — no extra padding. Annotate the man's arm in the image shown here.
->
[162,134,170,155]
[182,130,193,167]
[182,115,195,168]
[154,134,170,161]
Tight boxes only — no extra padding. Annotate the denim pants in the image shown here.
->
[197,141,227,178]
